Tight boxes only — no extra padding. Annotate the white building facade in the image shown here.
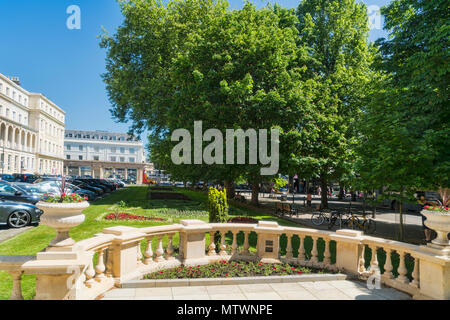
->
[64,130,149,183]
[0,73,65,175]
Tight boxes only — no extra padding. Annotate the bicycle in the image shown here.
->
[311,209,332,226]
[327,210,349,230]
[346,212,376,234]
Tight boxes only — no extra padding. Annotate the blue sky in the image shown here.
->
[0,0,391,150]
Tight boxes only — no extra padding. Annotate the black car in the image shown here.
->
[74,179,110,193]
[0,174,15,182]
[0,200,44,228]
[13,174,40,183]
[68,179,104,196]
[0,181,41,204]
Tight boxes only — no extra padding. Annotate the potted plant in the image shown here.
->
[422,187,450,246]
[37,176,90,249]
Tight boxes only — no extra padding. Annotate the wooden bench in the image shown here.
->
[275,202,298,217]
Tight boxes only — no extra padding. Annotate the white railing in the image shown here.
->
[1,220,449,300]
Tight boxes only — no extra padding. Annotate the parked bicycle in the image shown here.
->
[346,212,376,234]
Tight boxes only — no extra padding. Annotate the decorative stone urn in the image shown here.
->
[37,201,90,250]
[423,210,450,246]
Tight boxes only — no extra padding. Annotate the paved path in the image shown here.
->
[0,226,34,243]
[101,280,412,300]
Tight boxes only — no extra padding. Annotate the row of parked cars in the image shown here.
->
[0,176,128,229]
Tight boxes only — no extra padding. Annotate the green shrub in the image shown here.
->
[208,187,229,223]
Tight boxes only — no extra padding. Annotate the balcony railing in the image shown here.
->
[0,220,449,300]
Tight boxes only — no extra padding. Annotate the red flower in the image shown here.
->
[297,271,302,274]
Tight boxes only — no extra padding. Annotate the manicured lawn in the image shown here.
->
[0,185,414,300]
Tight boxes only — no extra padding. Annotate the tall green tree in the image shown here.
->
[101,0,308,205]
[292,0,376,208]
[356,0,449,240]
[375,0,449,192]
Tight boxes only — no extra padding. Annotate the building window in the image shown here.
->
[110,156,116,162]
[79,155,83,160]
[129,148,135,154]
[120,147,125,153]
[5,108,9,117]
[6,87,9,96]
[67,155,71,160]
[66,145,71,150]
[120,157,125,162]
[93,156,99,161]
[12,111,15,120]
[129,157,135,163]
[94,146,100,152]
[79,145,83,151]
[111,147,116,153]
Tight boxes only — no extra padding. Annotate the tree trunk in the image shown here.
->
[320,175,328,209]
[372,190,376,219]
[362,193,366,216]
[251,182,260,206]
[338,182,344,200]
[288,175,294,193]
[224,180,235,199]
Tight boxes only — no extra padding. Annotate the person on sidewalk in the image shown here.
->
[307,190,312,207]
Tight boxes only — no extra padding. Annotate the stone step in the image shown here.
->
[122,273,348,288]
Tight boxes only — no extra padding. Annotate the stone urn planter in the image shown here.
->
[37,201,90,249]
[423,210,450,246]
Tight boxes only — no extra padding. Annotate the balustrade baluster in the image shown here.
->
[369,245,380,274]
[396,251,408,284]
[8,271,24,300]
[242,231,250,255]
[297,236,306,265]
[144,236,154,264]
[411,256,420,288]
[383,249,393,279]
[84,255,96,288]
[105,248,113,278]
[285,234,293,260]
[310,237,319,265]
[137,241,144,265]
[95,249,106,282]
[166,234,175,260]
[219,231,227,256]
[358,245,367,273]
[155,236,165,262]
[231,231,238,256]
[323,239,331,266]
[208,231,217,256]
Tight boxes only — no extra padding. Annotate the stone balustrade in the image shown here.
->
[1,220,449,300]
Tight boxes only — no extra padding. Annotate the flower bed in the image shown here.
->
[423,205,450,213]
[145,260,328,279]
[227,217,259,224]
[104,212,166,221]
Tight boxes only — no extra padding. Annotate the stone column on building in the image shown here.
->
[137,168,143,185]
[65,166,69,175]
[78,167,81,177]
[124,168,128,180]
[99,166,104,179]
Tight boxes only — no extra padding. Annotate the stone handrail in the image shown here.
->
[1,220,449,300]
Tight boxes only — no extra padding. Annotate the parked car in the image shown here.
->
[0,174,15,182]
[34,181,97,201]
[0,200,44,228]
[13,174,40,183]
[68,180,104,196]
[0,181,41,204]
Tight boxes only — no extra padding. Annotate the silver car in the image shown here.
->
[0,200,44,228]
